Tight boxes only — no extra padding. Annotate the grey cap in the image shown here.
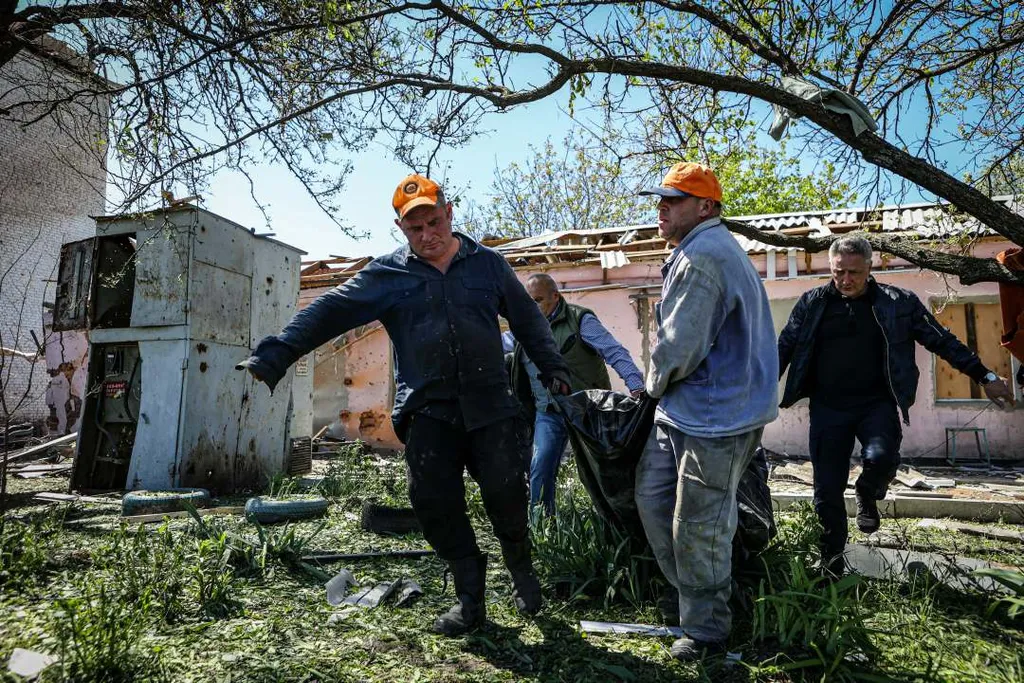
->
[638,186,692,198]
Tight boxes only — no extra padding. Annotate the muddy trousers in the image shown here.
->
[403,413,532,568]
[809,400,902,568]
[635,423,763,643]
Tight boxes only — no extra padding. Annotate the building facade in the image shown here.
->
[301,200,1024,460]
[0,39,108,427]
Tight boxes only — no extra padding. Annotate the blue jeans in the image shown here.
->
[531,410,569,514]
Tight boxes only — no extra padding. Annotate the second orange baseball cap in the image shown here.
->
[640,162,722,202]
[392,173,444,218]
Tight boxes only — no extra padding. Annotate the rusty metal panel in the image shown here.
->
[130,225,190,327]
[53,238,96,331]
[177,342,249,491]
[124,339,187,490]
[189,261,251,347]
[249,238,300,347]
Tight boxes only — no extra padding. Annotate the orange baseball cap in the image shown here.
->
[392,173,444,218]
[639,162,722,202]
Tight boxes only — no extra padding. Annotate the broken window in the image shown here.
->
[932,301,1012,400]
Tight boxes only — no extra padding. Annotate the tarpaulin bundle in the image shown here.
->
[554,390,776,565]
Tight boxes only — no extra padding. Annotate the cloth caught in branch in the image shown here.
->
[770,76,878,140]
[996,248,1024,375]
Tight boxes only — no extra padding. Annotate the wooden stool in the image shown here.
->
[944,427,990,466]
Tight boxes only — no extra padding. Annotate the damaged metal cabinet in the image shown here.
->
[54,206,308,492]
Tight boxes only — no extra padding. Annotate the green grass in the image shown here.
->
[1,446,1022,682]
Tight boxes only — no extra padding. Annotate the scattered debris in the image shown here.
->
[12,463,73,479]
[303,549,435,563]
[394,578,423,607]
[579,620,684,637]
[917,519,1024,544]
[3,432,76,463]
[33,492,119,506]
[898,491,953,499]
[122,506,245,525]
[769,461,815,485]
[326,569,357,607]
[343,581,399,608]
[844,544,1012,594]
[7,648,57,677]
[327,606,362,624]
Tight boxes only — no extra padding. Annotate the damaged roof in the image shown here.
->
[490,195,1020,268]
[301,196,1020,284]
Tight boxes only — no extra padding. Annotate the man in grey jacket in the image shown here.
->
[634,162,779,661]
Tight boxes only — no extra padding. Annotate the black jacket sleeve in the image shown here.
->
[239,263,392,391]
[496,257,569,387]
[778,291,810,378]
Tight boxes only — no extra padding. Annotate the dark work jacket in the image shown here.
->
[777,279,987,424]
[244,234,569,436]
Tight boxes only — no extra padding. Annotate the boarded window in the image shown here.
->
[933,302,1012,399]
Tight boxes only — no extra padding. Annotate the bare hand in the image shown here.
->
[983,377,1015,410]
[630,388,645,399]
[549,378,571,396]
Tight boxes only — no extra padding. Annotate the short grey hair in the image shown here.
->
[526,272,559,294]
[829,235,872,261]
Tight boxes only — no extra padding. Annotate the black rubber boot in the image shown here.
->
[433,554,487,636]
[855,488,881,534]
[501,540,543,616]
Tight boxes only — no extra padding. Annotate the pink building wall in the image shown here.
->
[303,241,1023,459]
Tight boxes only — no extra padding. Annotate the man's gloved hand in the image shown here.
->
[236,357,272,389]
[982,376,1016,410]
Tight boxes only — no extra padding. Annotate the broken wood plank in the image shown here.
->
[13,463,73,478]
[3,432,77,463]
[11,463,72,473]
[121,506,245,524]
[33,492,119,506]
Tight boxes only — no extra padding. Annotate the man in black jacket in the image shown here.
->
[240,174,571,634]
[778,235,1014,575]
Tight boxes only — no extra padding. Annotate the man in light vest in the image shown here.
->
[505,273,644,515]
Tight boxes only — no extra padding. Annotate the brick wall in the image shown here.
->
[0,49,108,424]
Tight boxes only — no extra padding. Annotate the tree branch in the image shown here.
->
[722,218,1024,286]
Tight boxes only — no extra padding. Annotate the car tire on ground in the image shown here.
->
[244,496,329,524]
[360,501,421,535]
[121,488,211,516]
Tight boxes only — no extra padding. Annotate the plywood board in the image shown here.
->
[974,303,1012,380]
[933,304,971,399]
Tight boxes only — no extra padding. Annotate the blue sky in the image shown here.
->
[202,94,581,260]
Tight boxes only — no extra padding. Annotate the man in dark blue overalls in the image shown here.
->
[240,174,570,635]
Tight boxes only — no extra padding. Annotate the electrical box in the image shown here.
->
[54,206,311,492]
